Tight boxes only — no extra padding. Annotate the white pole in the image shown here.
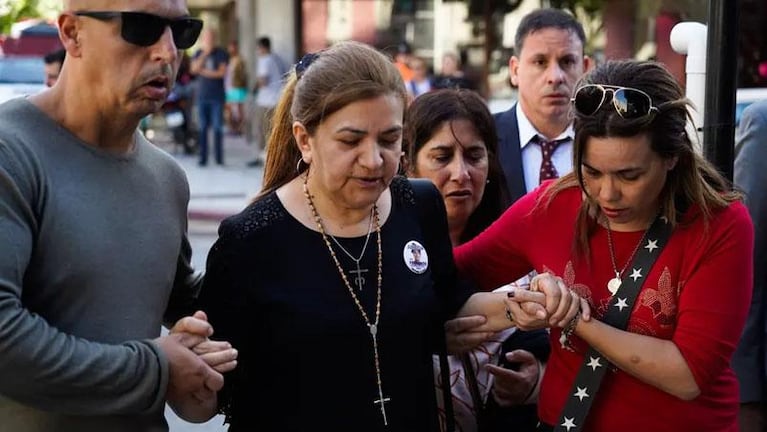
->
[670,21,708,153]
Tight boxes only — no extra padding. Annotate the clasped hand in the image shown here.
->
[508,273,592,331]
[445,273,591,353]
[156,311,238,420]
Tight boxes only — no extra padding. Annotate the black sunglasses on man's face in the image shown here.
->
[74,11,203,50]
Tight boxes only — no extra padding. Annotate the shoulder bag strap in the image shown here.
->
[554,214,674,432]
[461,354,490,429]
[409,178,456,432]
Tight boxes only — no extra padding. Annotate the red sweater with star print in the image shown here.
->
[454,183,753,432]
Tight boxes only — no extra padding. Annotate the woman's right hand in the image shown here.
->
[192,340,238,374]
[506,273,591,331]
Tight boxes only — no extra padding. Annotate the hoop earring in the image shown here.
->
[296,157,309,174]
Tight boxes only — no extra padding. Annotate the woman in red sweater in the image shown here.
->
[454,60,753,431]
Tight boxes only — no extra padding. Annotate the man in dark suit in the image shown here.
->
[733,99,767,432]
[483,9,591,431]
[494,8,590,203]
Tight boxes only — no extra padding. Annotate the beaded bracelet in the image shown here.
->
[558,308,582,352]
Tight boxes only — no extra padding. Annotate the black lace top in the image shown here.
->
[197,176,472,431]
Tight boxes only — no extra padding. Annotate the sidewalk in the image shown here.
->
[153,130,264,222]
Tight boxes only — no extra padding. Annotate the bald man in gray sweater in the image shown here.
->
[0,0,237,431]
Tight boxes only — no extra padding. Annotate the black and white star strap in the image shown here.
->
[554,213,674,432]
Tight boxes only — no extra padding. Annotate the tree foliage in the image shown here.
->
[548,0,608,55]
[549,0,608,15]
[0,0,43,36]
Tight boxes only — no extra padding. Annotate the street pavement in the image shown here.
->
[161,134,264,222]
[152,130,262,432]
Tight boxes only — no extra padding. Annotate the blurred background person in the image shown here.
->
[406,88,548,431]
[248,36,285,167]
[405,56,433,101]
[225,40,247,135]
[432,52,475,91]
[733,99,767,432]
[162,52,197,155]
[43,48,66,87]
[394,41,414,83]
[191,28,229,166]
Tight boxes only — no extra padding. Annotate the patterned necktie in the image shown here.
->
[537,136,567,184]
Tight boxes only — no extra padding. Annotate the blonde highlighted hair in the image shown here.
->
[257,41,407,200]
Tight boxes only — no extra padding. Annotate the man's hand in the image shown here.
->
[155,332,222,423]
[157,311,238,423]
[445,315,495,354]
[486,350,540,407]
[155,332,223,396]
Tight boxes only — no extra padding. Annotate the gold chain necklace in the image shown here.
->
[302,176,390,425]
[604,216,652,296]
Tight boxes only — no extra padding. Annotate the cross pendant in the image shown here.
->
[373,385,391,425]
[349,265,368,291]
[369,324,390,425]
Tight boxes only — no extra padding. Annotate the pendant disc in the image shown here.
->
[607,278,622,295]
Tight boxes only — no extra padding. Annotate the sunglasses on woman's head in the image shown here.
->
[571,84,659,119]
[74,11,203,50]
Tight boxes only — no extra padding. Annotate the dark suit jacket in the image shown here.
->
[733,99,767,404]
[486,104,549,431]
[494,104,529,205]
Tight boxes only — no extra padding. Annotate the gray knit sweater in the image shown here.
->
[0,98,202,431]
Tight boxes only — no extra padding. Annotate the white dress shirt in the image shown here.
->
[515,104,574,192]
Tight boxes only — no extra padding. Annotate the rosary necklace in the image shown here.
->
[303,177,390,425]
[604,216,651,296]
[328,211,374,291]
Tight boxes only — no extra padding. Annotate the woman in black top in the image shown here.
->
[181,42,572,430]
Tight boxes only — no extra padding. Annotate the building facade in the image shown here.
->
[188,0,765,97]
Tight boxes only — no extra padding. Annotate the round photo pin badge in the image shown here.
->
[403,240,428,274]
